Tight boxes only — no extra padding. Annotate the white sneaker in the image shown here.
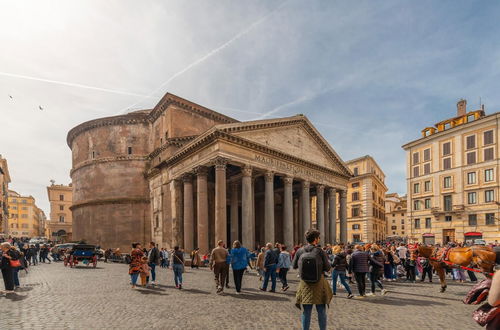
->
[365,292,374,296]
[381,289,388,296]
[151,281,156,285]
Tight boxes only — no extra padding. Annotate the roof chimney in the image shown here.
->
[457,99,467,116]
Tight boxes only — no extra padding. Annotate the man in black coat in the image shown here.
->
[148,242,160,285]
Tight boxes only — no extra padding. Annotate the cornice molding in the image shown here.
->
[70,197,150,210]
[149,94,237,124]
[148,135,198,159]
[70,155,148,177]
[67,112,151,148]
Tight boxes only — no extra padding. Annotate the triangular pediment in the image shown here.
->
[216,116,351,177]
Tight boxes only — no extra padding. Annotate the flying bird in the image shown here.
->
[8,95,13,99]
[39,105,43,110]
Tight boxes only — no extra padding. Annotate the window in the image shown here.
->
[352,224,360,230]
[413,152,419,164]
[484,130,494,145]
[155,215,159,228]
[414,218,420,229]
[352,182,359,188]
[352,234,361,242]
[351,207,360,217]
[485,190,494,203]
[484,148,494,161]
[22,207,27,210]
[424,148,431,161]
[21,223,28,228]
[21,214,27,218]
[467,152,476,164]
[128,147,133,155]
[413,166,419,178]
[413,200,420,210]
[445,215,452,222]
[413,183,420,193]
[353,167,358,176]
[402,231,405,235]
[468,214,477,226]
[467,172,476,184]
[352,192,359,201]
[443,142,451,156]
[59,205,64,211]
[466,135,476,149]
[443,157,451,169]
[22,199,26,204]
[444,176,452,188]
[92,151,95,159]
[424,198,431,209]
[486,213,495,225]
[444,195,452,211]
[424,180,431,192]
[424,163,431,175]
[401,219,405,224]
[391,226,397,230]
[425,217,432,228]
[59,195,64,201]
[59,216,65,223]
[468,192,477,204]
[392,219,395,223]
[485,169,494,182]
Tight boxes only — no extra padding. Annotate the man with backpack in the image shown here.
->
[292,229,332,330]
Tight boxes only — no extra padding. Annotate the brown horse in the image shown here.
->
[418,245,496,292]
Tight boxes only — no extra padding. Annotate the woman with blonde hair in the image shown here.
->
[331,245,353,298]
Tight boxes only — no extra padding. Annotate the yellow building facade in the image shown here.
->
[403,100,500,244]
[343,155,387,243]
[7,190,42,238]
[385,193,407,238]
[46,183,73,242]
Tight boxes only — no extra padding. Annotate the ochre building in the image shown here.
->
[403,100,500,244]
[385,193,407,238]
[67,93,352,252]
[344,155,387,243]
[7,190,44,238]
[46,183,73,242]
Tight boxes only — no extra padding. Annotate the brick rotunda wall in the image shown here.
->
[67,112,152,251]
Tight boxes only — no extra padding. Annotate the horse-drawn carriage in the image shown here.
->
[64,244,98,268]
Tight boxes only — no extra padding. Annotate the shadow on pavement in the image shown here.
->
[358,295,447,306]
[180,288,211,295]
[1,293,28,301]
[225,291,290,302]
[136,289,168,296]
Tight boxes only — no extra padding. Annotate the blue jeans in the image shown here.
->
[302,304,326,330]
[173,264,183,286]
[149,263,156,282]
[262,264,277,291]
[130,273,139,286]
[331,270,352,295]
[13,268,20,287]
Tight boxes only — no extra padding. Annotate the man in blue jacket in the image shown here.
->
[277,245,292,291]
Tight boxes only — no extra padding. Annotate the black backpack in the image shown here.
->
[300,246,322,283]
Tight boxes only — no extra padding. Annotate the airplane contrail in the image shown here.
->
[0,71,155,98]
[119,0,291,114]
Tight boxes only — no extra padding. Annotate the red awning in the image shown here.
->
[422,233,435,237]
[464,232,482,237]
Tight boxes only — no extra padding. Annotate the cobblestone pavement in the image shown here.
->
[0,262,484,330]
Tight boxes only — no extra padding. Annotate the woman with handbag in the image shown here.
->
[1,242,18,293]
[172,246,185,289]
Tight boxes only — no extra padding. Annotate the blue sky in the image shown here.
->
[1,0,500,214]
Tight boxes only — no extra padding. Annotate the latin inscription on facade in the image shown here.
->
[254,154,330,183]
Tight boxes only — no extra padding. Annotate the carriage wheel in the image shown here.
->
[93,256,97,268]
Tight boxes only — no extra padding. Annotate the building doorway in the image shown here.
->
[442,229,455,244]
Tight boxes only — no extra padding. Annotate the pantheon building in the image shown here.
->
[67,93,352,252]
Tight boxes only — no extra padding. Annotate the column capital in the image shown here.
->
[302,180,310,189]
[264,171,274,182]
[283,176,294,185]
[241,165,252,177]
[328,187,337,195]
[182,173,193,183]
[212,156,229,169]
[317,184,325,193]
[193,165,209,176]
[340,190,347,198]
